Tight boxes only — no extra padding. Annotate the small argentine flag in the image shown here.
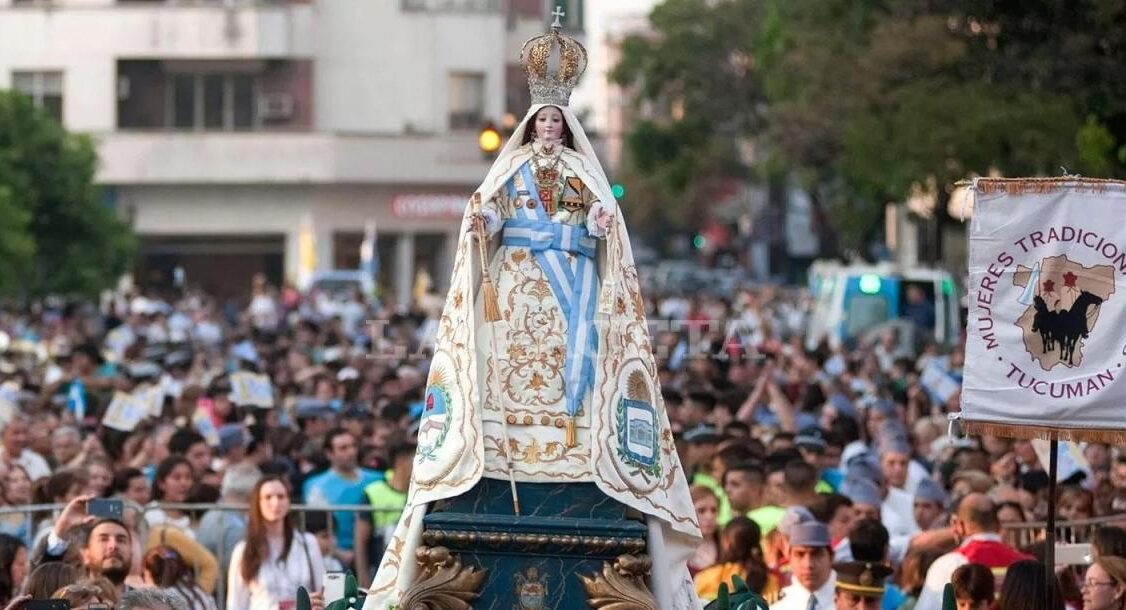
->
[67,379,86,422]
[1017,261,1042,307]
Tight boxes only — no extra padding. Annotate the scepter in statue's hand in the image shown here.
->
[470,192,521,515]
[471,192,502,322]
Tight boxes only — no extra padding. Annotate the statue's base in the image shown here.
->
[414,477,650,609]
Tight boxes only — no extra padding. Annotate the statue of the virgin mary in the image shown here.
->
[364,13,702,610]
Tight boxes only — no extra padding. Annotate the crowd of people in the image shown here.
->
[659,289,1126,610]
[0,276,1121,610]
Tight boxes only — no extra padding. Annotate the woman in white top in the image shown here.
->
[145,456,196,538]
[228,475,326,610]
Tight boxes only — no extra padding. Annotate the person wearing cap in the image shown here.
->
[683,424,723,495]
[875,432,921,538]
[294,398,337,443]
[833,561,893,610]
[913,478,948,530]
[339,404,369,441]
[841,477,882,523]
[795,427,836,494]
[915,493,1032,610]
[216,424,252,471]
[772,521,836,610]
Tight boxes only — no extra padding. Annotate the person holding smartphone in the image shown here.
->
[41,496,133,599]
[227,476,326,610]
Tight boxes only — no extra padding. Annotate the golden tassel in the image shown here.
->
[481,274,501,322]
[564,416,577,448]
[472,192,502,323]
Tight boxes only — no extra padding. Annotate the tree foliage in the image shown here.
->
[613,0,1126,252]
[0,91,135,297]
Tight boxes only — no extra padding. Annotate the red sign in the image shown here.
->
[391,195,465,219]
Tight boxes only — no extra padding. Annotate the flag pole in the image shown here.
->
[1045,439,1059,603]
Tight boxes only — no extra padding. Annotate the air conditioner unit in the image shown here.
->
[258,93,294,121]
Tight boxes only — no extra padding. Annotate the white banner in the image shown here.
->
[230,371,274,408]
[962,179,1126,439]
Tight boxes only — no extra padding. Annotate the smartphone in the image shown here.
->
[25,600,69,610]
[87,499,124,520]
[324,571,346,604]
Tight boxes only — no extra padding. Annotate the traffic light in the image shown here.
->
[478,121,501,158]
[611,183,626,199]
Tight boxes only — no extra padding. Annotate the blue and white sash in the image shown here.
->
[500,164,599,420]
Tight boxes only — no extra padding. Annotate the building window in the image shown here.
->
[12,71,63,122]
[448,72,485,130]
[167,73,256,131]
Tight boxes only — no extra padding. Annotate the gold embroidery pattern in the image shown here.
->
[492,240,568,409]
[586,222,701,532]
[484,434,589,467]
[369,506,413,596]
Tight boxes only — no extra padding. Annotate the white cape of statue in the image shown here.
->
[364,104,703,610]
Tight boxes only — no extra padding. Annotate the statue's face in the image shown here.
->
[534,106,564,144]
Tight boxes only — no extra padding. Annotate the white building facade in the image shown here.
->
[0,0,583,305]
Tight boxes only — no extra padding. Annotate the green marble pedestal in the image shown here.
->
[414,478,650,609]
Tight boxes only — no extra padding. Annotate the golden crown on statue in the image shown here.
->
[521,6,588,107]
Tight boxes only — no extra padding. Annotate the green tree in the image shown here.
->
[0,90,134,297]
[610,0,764,245]
[614,0,1126,254]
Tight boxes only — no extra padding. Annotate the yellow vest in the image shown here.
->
[363,473,408,528]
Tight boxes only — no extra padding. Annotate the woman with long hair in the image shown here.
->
[999,559,1065,610]
[146,456,196,537]
[143,546,216,610]
[227,475,325,610]
[694,517,776,602]
[0,465,32,546]
[0,534,26,605]
[688,486,720,576]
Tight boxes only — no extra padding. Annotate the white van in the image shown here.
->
[805,262,961,351]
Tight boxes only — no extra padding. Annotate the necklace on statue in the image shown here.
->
[532,140,563,214]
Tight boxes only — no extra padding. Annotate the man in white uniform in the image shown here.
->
[772,521,837,610]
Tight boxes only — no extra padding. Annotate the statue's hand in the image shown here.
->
[469,213,486,237]
[595,208,613,231]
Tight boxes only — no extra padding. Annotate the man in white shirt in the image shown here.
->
[2,415,51,481]
[772,521,837,610]
[915,494,1030,610]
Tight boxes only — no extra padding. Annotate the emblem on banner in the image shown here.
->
[1014,255,1111,369]
[417,369,453,462]
[514,566,547,610]
[616,370,662,478]
[973,223,1121,402]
